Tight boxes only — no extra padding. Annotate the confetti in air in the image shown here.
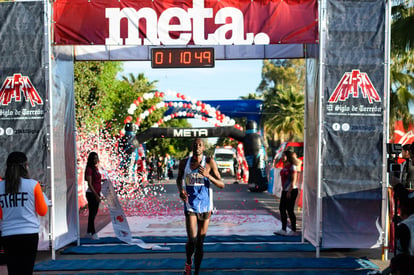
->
[76,127,180,218]
[77,89,249,226]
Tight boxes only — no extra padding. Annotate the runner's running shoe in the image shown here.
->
[183,262,192,275]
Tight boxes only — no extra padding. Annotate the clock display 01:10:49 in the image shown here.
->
[151,48,215,68]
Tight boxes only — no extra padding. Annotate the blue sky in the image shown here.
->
[121,60,263,101]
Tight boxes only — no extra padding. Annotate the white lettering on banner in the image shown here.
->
[105,0,269,45]
[173,128,209,137]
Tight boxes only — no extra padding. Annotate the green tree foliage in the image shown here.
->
[263,85,304,142]
[389,1,414,135]
[74,61,123,132]
[74,61,195,158]
[390,49,414,130]
[113,72,162,132]
[257,59,304,93]
[391,1,414,54]
[257,59,305,149]
[74,61,168,134]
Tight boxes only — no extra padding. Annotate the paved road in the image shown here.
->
[28,175,389,274]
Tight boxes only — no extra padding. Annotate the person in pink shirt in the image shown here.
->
[85,152,102,240]
[0,152,48,275]
[274,150,299,236]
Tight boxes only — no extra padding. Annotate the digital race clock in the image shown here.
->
[151,48,215,68]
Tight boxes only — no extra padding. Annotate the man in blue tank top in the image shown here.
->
[176,138,224,275]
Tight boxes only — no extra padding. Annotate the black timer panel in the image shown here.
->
[151,48,215,68]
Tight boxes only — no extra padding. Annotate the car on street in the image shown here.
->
[213,146,236,177]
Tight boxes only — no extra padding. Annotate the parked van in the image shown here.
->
[213,147,236,176]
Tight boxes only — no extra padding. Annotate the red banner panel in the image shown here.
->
[53,0,318,45]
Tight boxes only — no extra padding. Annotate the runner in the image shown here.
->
[176,138,225,275]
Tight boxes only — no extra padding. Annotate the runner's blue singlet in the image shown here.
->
[183,156,213,213]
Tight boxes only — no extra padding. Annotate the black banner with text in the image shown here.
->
[0,2,48,187]
[321,0,385,248]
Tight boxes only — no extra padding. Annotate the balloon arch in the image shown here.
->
[121,90,244,133]
[120,90,249,184]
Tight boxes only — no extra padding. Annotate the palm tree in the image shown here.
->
[391,1,414,54]
[111,72,161,132]
[390,49,414,130]
[257,59,305,145]
[389,1,414,135]
[240,93,262,100]
[122,72,158,92]
[263,85,304,143]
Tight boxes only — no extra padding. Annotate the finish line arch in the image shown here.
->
[0,0,391,259]
[134,127,244,144]
[123,123,267,193]
[120,90,254,133]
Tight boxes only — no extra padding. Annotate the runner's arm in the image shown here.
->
[203,158,224,189]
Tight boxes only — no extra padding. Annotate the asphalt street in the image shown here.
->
[26,174,389,274]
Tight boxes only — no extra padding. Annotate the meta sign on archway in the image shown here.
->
[0,0,389,255]
[53,0,318,46]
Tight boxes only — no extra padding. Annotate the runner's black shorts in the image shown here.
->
[185,211,212,221]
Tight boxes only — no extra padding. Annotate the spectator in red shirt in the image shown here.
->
[85,152,102,240]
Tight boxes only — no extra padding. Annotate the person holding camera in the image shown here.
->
[382,193,414,274]
[384,144,414,274]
